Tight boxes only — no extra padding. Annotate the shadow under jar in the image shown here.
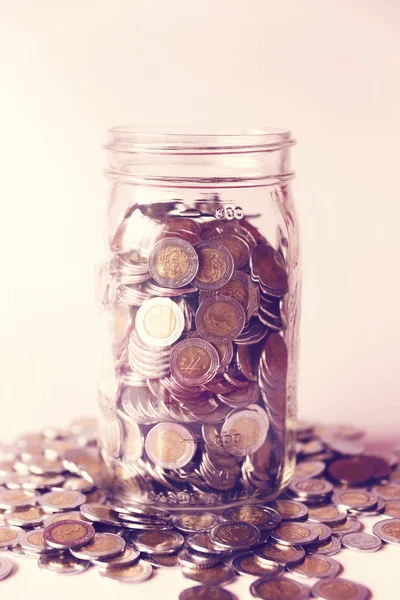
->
[98,128,300,510]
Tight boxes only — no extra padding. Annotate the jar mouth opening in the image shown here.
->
[107,126,294,154]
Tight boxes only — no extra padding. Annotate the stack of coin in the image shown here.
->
[98,206,294,506]
[1,416,400,599]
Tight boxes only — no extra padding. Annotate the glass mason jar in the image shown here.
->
[98,128,300,510]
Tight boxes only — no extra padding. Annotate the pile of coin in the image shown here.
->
[99,207,292,506]
[1,418,400,598]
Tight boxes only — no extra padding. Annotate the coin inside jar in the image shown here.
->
[221,408,269,456]
[145,422,196,469]
[44,519,95,549]
[170,338,220,387]
[250,243,288,296]
[135,297,185,348]
[195,295,246,344]
[148,237,199,288]
[193,240,234,290]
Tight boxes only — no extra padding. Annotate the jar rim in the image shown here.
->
[107,126,295,154]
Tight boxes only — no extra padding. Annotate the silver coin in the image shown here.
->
[0,556,14,581]
[307,536,342,557]
[329,518,362,538]
[341,532,382,553]
[145,422,196,470]
[250,576,310,600]
[172,512,219,534]
[133,529,184,554]
[232,552,284,578]
[222,505,281,531]
[0,488,38,509]
[0,525,23,549]
[221,409,268,457]
[288,554,341,579]
[332,489,377,511]
[70,532,125,559]
[271,521,320,546]
[38,552,91,575]
[209,521,260,550]
[4,505,46,528]
[38,490,86,512]
[372,518,400,545]
[93,544,140,567]
[100,559,153,583]
[311,578,371,600]
[135,297,185,348]
[19,528,54,555]
[272,499,308,521]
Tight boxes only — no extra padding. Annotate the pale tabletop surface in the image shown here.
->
[0,515,395,600]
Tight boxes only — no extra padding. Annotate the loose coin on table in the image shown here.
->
[254,541,305,566]
[209,521,260,550]
[133,529,184,554]
[186,533,229,556]
[332,489,377,512]
[0,489,38,509]
[383,501,400,518]
[172,512,219,533]
[250,576,310,600]
[80,503,121,526]
[313,522,333,545]
[311,577,371,600]
[372,483,400,501]
[179,585,236,600]
[222,505,281,530]
[44,519,95,549]
[70,532,125,559]
[182,563,235,585]
[20,529,54,555]
[306,536,342,557]
[94,544,140,567]
[0,556,14,581]
[272,499,308,521]
[38,490,86,512]
[307,504,347,526]
[43,511,88,527]
[143,552,180,568]
[373,518,400,545]
[329,518,362,538]
[271,521,319,546]
[38,552,91,576]
[289,554,341,579]
[178,547,220,569]
[341,532,382,553]
[100,559,153,583]
[4,505,46,528]
[232,552,284,578]
[0,526,22,549]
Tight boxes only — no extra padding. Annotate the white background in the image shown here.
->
[0,1,399,599]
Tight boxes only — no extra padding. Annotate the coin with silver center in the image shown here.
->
[38,490,86,512]
[222,505,281,531]
[135,297,185,349]
[270,521,319,546]
[179,586,235,600]
[288,554,341,579]
[311,578,371,600]
[172,512,219,533]
[372,518,400,545]
[0,525,23,549]
[44,519,95,549]
[250,576,310,600]
[145,422,196,470]
[341,532,382,553]
[232,552,284,578]
[209,521,260,550]
[0,556,14,581]
[133,529,184,554]
[70,532,125,559]
[38,552,91,575]
[221,408,268,457]
[100,559,153,583]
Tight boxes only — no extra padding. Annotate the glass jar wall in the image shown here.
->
[98,129,300,510]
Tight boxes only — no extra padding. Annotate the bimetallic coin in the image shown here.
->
[272,499,308,521]
[44,519,95,549]
[250,243,288,297]
[178,547,220,568]
[4,505,46,528]
[19,528,54,555]
[372,518,400,545]
[182,563,235,585]
[307,536,342,557]
[148,237,199,288]
[289,554,341,579]
[43,511,88,527]
[307,505,347,526]
[133,529,184,554]
[293,461,326,481]
[195,295,246,344]
[372,483,400,501]
[311,578,371,600]
[93,544,140,567]
[38,552,91,575]
[145,422,196,470]
[193,240,234,290]
[70,532,125,559]
[142,552,180,568]
[271,522,319,547]
[0,489,38,509]
[222,506,281,531]
[332,489,377,511]
[221,409,268,457]
[135,297,185,348]
[100,559,153,583]
[186,533,230,556]
[170,339,220,387]
[384,501,400,518]
[0,556,14,581]
[38,490,86,512]
[329,518,362,538]
[232,552,284,578]
[179,586,235,600]
[341,532,382,553]
[250,576,310,600]
[0,526,22,549]
[79,503,121,526]
[211,233,250,269]
[289,479,333,501]
[172,512,219,534]
[209,521,260,550]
